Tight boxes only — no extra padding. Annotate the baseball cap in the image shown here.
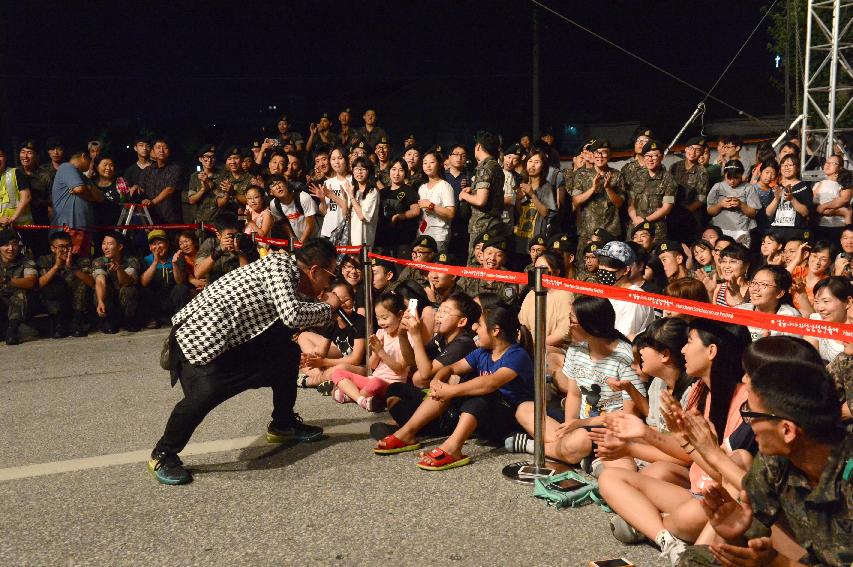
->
[595,241,637,267]
[147,229,168,243]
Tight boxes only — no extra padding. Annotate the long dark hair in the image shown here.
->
[572,295,629,343]
[483,304,533,357]
[351,156,376,199]
[687,319,751,441]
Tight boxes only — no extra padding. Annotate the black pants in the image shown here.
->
[154,321,299,455]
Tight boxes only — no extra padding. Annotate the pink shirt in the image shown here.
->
[688,384,749,493]
[372,328,408,383]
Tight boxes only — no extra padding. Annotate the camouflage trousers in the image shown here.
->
[40,275,91,316]
[0,286,28,322]
[99,283,140,321]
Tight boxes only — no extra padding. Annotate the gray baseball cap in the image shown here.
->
[595,241,637,267]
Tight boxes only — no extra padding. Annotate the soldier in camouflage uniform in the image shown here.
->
[621,128,653,200]
[397,235,436,288]
[572,139,626,256]
[459,233,519,306]
[374,136,392,189]
[91,232,141,333]
[36,232,94,337]
[627,140,677,244]
[187,144,220,223]
[18,140,52,257]
[668,136,710,245]
[459,131,506,263]
[0,229,37,344]
[678,361,851,567]
[215,146,254,216]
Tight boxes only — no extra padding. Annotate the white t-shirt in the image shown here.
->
[736,302,801,341]
[809,312,845,363]
[349,188,379,246]
[812,179,847,228]
[417,179,455,242]
[269,192,318,240]
[609,284,655,338]
[563,341,645,418]
[320,177,351,237]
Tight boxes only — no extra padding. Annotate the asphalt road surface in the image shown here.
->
[2,328,665,566]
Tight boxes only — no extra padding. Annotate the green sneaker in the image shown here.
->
[266,414,323,443]
[147,452,192,485]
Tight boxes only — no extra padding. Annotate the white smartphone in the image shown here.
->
[589,559,633,567]
[407,298,418,316]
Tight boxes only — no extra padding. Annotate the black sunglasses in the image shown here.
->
[739,400,795,425]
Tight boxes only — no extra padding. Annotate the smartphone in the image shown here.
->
[703,265,715,273]
[589,559,633,567]
[196,165,202,172]
[408,298,418,316]
[547,478,585,492]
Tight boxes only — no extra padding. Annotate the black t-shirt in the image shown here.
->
[426,331,477,368]
[321,312,367,357]
[376,184,419,249]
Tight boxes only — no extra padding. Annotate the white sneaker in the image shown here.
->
[609,515,645,544]
[655,530,687,567]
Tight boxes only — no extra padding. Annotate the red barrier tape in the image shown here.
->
[367,252,853,342]
[15,223,210,232]
[252,235,362,255]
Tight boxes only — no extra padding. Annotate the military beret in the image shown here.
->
[633,127,654,141]
[427,144,443,157]
[582,242,601,255]
[655,240,685,257]
[592,228,616,243]
[590,139,611,152]
[18,139,37,152]
[223,146,242,158]
[547,233,576,253]
[196,144,216,158]
[278,115,289,123]
[482,235,509,252]
[686,136,707,148]
[370,257,396,273]
[0,228,19,246]
[375,136,390,147]
[473,230,498,249]
[44,136,63,149]
[642,140,663,154]
[241,147,254,159]
[631,222,655,237]
[582,138,597,150]
[411,235,438,252]
[351,139,372,153]
[529,235,548,249]
[250,140,262,150]
[404,133,417,142]
[434,252,458,266]
[319,113,330,120]
[505,143,525,157]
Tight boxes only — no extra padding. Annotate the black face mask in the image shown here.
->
[595,268,619,286]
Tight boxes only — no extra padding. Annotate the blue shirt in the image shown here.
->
[51,163,93,230]
[143,253,175,287]
[464,344,534,407]
[444,170,465,205]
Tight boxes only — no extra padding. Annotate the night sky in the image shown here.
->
[1,1,783,162]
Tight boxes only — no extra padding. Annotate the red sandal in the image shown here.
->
[416,448,471,471]
[373,434,421,455]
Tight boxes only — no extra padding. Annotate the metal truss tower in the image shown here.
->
[801,0,853,168]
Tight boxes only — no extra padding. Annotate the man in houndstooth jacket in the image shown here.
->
[148,238,342,485]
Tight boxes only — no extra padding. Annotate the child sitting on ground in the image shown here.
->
[329,291,409,411]
[297,281,366,392]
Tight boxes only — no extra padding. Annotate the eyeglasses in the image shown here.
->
[436,308,464,318]
[318,266,337,279]
[739,400,795,425]
[201,155,215,160]
[747,281,777,291]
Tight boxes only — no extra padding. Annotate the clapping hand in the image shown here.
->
[367,334,383,352]
[700,483,754,543]
[609,412,648,440]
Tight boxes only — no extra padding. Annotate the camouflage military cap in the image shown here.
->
[18,139,37,152]
[589,139,611,152]
[655,240,685,257]
[641,140,663,154]
[505,143,525,157]
[631,222,655,237]
[411,235,438,252]
[196,144,216,158]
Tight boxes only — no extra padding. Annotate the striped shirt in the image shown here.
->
[563,341,645,419]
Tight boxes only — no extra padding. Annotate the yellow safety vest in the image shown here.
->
[0,168,33,225]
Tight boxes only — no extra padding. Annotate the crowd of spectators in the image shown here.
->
[0,111,850,566]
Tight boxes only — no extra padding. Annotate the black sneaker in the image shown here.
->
[101,319,118,334]
[147,452,192,485]
[71,313,88,337]
[316,380,334,396]
[5,321,20,345]
[124,320,141,333]
[369,422,397,441]
[266,414,323,443]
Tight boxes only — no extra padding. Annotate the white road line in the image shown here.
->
[0,420,373,482]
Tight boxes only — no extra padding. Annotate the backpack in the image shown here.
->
[533,469,611,511]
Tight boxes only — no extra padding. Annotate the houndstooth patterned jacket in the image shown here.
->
[172,253,332,365]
